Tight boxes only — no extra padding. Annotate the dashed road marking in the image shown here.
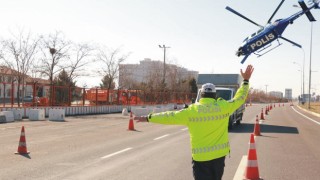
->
[101,147,133,159]
[181,128,188,131]
[153,134,169,140]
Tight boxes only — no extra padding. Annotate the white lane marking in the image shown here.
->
[101,148,133,159]
[233,155,247,180]
[292,107,320,125]
[153,134,170,140]
[181,128,188,131]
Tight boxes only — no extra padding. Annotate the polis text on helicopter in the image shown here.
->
[249,33,275,51]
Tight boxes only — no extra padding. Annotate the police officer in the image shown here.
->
[135,65,254,180]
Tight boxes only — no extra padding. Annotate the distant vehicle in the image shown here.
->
[226,0,320,64]
[196,74,245,129]
[23,95,34,102]
[196,87,245,129]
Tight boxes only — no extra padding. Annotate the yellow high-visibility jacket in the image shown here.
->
[148,82,249,161]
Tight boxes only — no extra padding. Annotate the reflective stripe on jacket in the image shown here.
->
[148,83,249,161]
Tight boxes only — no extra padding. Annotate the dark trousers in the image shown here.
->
[192,156,226,180]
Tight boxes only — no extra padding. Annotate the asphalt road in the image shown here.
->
[0,103,319,180]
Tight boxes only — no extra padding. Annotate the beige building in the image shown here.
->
[119,58,198,89]
[269,91,283,99]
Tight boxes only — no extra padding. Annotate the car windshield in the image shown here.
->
[216,90,232,100]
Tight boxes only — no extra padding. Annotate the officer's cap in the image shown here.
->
[201,83,216,93]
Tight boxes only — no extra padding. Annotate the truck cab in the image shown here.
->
[195,87,245,129]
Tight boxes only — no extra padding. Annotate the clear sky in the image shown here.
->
[1,0,319,97]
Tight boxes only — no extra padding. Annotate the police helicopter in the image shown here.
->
[226,0,319,64]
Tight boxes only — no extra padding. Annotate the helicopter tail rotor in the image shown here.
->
[299,0,317,21]
[313,0,320,8]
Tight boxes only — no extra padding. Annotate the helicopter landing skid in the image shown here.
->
[254,39,282,58]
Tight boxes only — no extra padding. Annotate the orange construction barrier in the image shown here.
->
[244,133,261,180]
[253,115,261,136]
[128,112,135,131]
[15,126,30,154]
[260,108,264,120]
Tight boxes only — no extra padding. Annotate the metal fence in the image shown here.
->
[0,82,196,107]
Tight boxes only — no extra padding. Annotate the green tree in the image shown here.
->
[53,69,75,105]
[100,75,115,89]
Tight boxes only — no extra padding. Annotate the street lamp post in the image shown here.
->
[308,22,313,109]
[301,48,305,98]
[293,62,303,101]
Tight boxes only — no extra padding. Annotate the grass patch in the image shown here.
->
[299,102,320,114]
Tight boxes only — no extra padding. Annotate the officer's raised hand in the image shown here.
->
[241,64,254,80]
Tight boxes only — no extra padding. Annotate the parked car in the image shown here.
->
[23,95,39,102]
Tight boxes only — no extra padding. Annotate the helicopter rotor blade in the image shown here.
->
[267,0,286,24]
[279,36,302,48]
[226,6,263,28]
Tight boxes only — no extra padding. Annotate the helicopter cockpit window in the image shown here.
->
[273,19,282,25]
[257,28,264,34]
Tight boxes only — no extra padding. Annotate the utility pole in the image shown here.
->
[159,45,170,88]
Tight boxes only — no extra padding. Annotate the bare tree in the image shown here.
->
[67,43,95,82]
[36,31,71,106]
[0,29,40,106]
[38,31,71,86]
[96,46,130,90]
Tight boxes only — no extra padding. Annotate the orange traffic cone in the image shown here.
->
[253,115,261,136]
[265,106,268,115]
[128,112,135,131]
[15,126,30,154]
[260,108,264,120]
[244,134,261,180]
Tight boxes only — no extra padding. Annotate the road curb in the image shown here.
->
[296,105,320,118]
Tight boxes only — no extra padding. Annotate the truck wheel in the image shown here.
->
[236,114,243,125]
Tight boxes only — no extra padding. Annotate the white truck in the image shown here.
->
[196,74,245,129]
